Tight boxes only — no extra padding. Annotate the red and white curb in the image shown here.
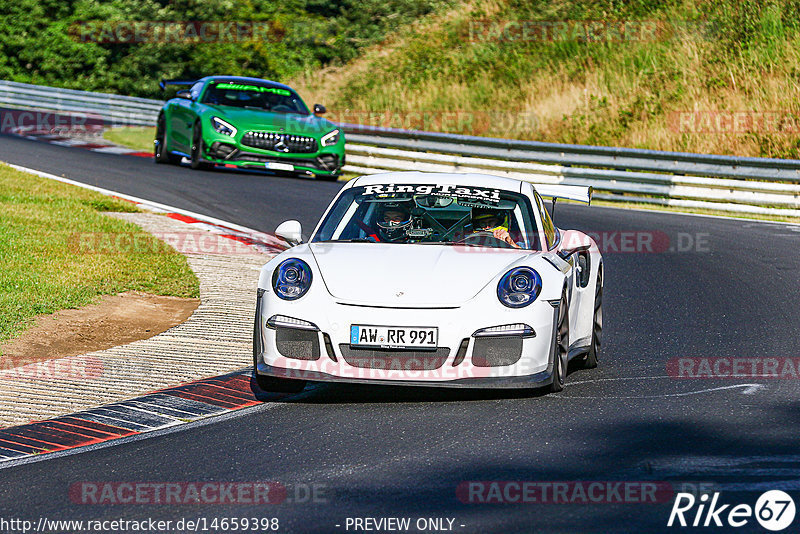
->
[1,105,151,157]
[0,371,296,463]
[28,133,153,158]
[6,123,154,158]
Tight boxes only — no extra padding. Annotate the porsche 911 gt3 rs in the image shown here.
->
[253,171,603,393]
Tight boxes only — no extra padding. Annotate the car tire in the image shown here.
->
[550,289,569,393]
[190,122,213,170]
[154,115,180,164]
[317,174,340,182]
[584,266,602,369]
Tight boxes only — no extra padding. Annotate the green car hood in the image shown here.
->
[203,105,336,137]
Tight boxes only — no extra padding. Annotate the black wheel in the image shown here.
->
[190,122,213,170]
[154,115,180,164]
[317,174,340,182]
[550,290,569,392]
[254,372,307,394]
[584,266,603,369]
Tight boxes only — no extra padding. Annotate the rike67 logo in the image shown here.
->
[668,491,796,531]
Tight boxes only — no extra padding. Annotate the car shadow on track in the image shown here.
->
[249,363,595,404]
[178,161,332,182]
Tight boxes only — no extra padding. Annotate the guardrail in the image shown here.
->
[341,124,800,217]
[1,80,798,217]
[0,80,162,127]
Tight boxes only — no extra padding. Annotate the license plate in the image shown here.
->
[266,162,294,171]
[350,325,438,350]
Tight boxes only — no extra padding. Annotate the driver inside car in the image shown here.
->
[470,207,521,249]
[373,201,413,243]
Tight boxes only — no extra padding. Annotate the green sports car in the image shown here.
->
[154,76,344,180]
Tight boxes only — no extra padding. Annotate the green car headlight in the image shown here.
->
[211,116,237,137]
[321,129,340,147]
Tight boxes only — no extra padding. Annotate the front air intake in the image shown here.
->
[471,337,523,367]
[276,328,320,360]
[316,154,339,171]
[339,345,449,370]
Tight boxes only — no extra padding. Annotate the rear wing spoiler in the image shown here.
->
[159,79,197,90]
[532,184,593,205]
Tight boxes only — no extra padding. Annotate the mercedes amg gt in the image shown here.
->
[155,76,344,180]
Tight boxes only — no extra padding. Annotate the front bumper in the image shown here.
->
[202,132,344,176]
[253,288,558,389]
[256,362,553,389]
[255,361,553,389]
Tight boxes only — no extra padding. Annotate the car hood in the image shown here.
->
[309,243,534,307]
[204,106,334,136]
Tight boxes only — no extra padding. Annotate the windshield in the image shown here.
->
[201,82,310,115]
[311,184,540,250]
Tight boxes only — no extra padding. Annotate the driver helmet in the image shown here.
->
[376,201,413,242]
[471,206,509,231]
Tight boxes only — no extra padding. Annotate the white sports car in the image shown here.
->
[253,172,602,393]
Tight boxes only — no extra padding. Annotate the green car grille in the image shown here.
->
[242,131,318,153]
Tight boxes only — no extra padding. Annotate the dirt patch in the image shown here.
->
[0,292,199,364]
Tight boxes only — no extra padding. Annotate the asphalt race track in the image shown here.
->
[1,132,800,532]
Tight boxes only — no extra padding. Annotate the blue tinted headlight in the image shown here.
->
[211,116,237,137]
[321,129,340,146]
[497,267,541,308]
[272,258,312,300]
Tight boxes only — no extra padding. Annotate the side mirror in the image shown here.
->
[557,230,593,259]
[275,220,303,245]
[176,89,192,100]
[313,103,326,115]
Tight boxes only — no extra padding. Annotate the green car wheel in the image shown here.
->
[190,122,213,171]
[154,114,181,164]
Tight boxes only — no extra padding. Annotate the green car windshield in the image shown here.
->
[311,184,541,250]
[202,82,310,115]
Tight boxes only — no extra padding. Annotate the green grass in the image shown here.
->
[0,163,199,345]
[103,126,154,153]
[294,0,800,159]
